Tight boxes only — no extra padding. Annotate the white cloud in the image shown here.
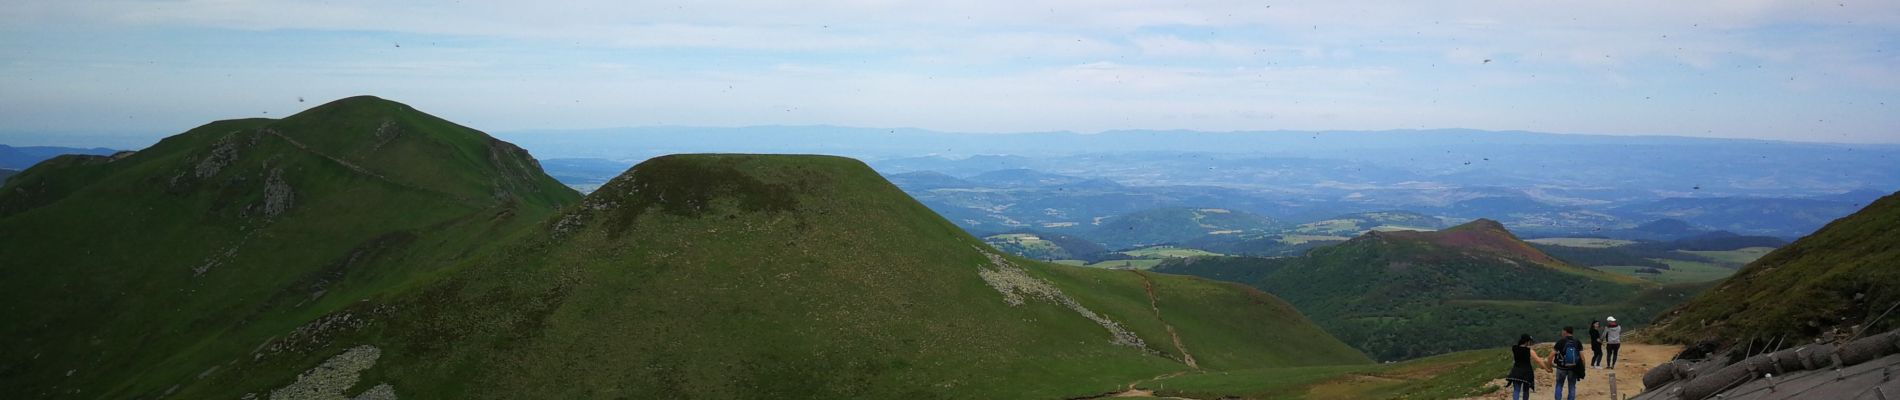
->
[0,0,1896,142]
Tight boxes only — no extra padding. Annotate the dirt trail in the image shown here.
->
[1132,271,1198,369]
[1064,371,1201,400]
[1462,343,1681,400]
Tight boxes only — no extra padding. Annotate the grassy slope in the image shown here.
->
[151,154,1366,399]
[0,96,579,399]
[1149,348,1508,400]
[1158,220,1700,361]
[1649,190,1900,349]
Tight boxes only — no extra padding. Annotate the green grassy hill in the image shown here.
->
[1158,219,1708,360]
[0,96,580,399]
[0,99,1369,399]
[1648,190,1900,351]
[253,154,1363,399]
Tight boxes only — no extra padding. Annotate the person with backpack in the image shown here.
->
[1589,320,1604,369]
[1549,326,1587,400]
[1507,334,1548,400]
[1605,316,1624,369]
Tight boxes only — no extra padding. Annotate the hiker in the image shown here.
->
[1508,334,1548,400]
[1605,316,1623,369]
[1549,326,1587,400]
[1589,321,1604,369]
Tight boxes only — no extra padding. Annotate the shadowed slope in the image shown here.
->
[0,96,579,399]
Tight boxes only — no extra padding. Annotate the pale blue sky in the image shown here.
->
[2,0,1897,146]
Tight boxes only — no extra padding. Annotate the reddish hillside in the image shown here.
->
[1374,219,1566,267]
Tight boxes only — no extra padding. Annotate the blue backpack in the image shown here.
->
[1557,339,1581,368]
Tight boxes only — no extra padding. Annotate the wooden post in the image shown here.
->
[1609,370,1618,398]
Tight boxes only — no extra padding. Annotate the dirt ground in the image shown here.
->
[1462,343,1681,400]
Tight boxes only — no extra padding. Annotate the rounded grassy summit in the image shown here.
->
[0,97,1369,399]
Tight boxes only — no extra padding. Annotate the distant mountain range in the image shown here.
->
[0,144,116,170]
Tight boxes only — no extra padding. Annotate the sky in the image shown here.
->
[1,0,1897,147]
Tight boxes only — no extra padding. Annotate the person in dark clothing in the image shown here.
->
[1508,334,1549,400]
[1589,321,1604,368]
[1549,326,1587,400]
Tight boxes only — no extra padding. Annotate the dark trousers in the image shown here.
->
[1591,343,1603,366]
[1607,343,1623,368]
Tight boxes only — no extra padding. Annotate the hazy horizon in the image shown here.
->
[4,1,1898,145]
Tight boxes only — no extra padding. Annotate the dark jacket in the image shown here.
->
[1508,345,1537,387]
[1590,327,1602,345]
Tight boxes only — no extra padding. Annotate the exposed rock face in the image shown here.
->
[266,345,395,400]
[258,167,294,218]
[975,248,1147,348]
[193,132,248,179]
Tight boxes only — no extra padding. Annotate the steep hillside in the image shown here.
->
[0,96,581,399]
[1648,190,1900,351]
[0,168,15,183]
[1091,207,1279,249]
[1158,219,1702,360]
[4,129,1369,398]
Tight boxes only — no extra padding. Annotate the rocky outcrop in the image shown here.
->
[262,345,395,400]
[1635,328,1900,400]
[976,248,1147,349]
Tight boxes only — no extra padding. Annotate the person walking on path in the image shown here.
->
[1549,326,1588,400]
[1604,316,1624,369]
[1589,321,1604,369]
[1507,334,1548,400]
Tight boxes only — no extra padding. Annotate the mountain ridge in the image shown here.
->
[0,96,581,399]
[0,98,1368,399]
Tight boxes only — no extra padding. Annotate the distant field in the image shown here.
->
[1680,247,1776,265]
[1280,234,1352,245]
[1526,237,1637,248]
[1596,259,1735,284]
[1083,259,1166,270]
[1296,219,1359,233]
[1367,225,1433,232]
[1148,349,1506,400]
[983,233,1065,253]
[1122,246,1224,258]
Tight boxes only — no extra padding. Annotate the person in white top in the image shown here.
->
[1604,316,1624,369]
